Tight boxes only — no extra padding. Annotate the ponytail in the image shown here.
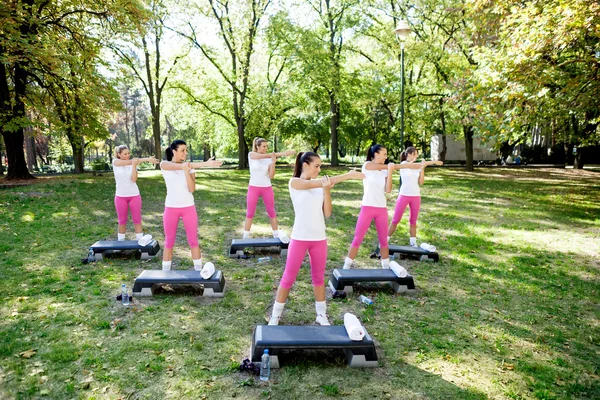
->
[401,146,417,162]
[366,144,385,161]
[253,137,267,152]
[165,139,187,161]
[293,151,319,178]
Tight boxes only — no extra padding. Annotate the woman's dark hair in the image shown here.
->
[293,152,319,178]
[165,140,187,161]
[366,144,386,161]
[401,146,418,162]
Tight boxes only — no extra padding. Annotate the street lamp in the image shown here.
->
[395,20,411,151]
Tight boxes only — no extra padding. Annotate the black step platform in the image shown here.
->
[90,240,160,261]
[229,237,288,258]
[328,268,416,294]
[132,270,225,297]
[388,244,439,262]
[251,325,378,368]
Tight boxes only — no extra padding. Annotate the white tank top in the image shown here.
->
[161,164,196,208]
[248,155,272,187]
[361,162,388,208]
[398,162,421,196]
[289,179,326,241]
[112,160,140,197]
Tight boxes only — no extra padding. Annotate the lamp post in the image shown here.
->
[395,20,411,150]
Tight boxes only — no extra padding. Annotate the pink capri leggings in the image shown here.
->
[114,195,142,225]
[163,205,199,249]
[246,185,276,219]
[351,206,389,248]
[280,239,328,289]
[392,195,421,225]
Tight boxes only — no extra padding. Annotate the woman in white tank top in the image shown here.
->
[112,145,158,241]
[388,146,442,247]
[267,152,364,326]
[159,140,223,272]
[243,137,295,242]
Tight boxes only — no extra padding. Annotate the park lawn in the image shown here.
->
[0,167,598,400]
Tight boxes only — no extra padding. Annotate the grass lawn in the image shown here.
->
[0,167,598,399]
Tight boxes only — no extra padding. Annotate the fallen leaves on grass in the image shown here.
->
[19,349,36,359]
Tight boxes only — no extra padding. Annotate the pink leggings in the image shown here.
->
[392,195,421,225]
[246,185,276,219]
[114,195,142,225]
[280,239,328,289]
[163,205,199,249]
[351,206,389,248]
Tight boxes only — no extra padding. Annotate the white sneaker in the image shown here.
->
[410,242,418,248]
[268,315,281,326]
[278,230,290,244]
[162,265,171,271]
[138,234,153,247]
[315,314,331,326]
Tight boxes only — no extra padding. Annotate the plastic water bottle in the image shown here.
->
[359,295,373,305]
[87,248,95,263]
[257,256,272,263]
[259,349,270,381]
[121,284,130,306]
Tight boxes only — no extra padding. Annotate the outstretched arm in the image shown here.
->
[420,160,444,167]
[249,149,296,160]
[114,156,159,167]
[390,163,423,171]
[160,157,223,170]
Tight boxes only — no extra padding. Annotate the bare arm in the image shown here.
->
[322,177,333,218]
[419,168,425,185]
[249,149,295,160]
[268,154,276,179]
[364,161,388,171]
[160,158,223,170]
[391,163,423,171]
[329,170,365,185]
[385,163,394,193]
[114,156,158,167]
[130,158,139,183]
[182,163,196,193]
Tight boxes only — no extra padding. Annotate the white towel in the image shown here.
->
[343,313,365,341]
[200,262,215,279]
[420,243,436,252]
[138,234,153,247]
[389,261,408,278]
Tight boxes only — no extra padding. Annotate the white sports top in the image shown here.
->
[398,162,422,196]
[361,162,388,208]
[248,155,272,187]
[112,160,140,197]
[161,163,196,208]
[289,179,326,241]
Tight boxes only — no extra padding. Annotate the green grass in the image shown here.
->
[0,167,599,399]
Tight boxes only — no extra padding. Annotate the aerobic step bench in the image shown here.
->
[388,244,439,262]
[132,270,225,297]
[328,268,416,294]
[229,238,288,258]
[89,240,160,261]
[250,325,378,368]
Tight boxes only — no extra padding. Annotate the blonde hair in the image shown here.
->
[115,145,129,159]
[252,137,267,152]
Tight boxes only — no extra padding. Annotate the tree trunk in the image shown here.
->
[329,92,339,166]
[464,124,474,171]
[203,143,210,161]
[439,98,447,162]
[2,62,35,180]
[70,134,85,174]
[25,127,38,172]
[574,148,584,169]
[237,120,248,168]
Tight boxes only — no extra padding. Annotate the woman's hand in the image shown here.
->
[205,156,223,168]
[131,158,139,166]
[387,162,395,173]
[148,156,159,165]
[283,149,296,157]
[348,169,365,180]
[321,175,333,189]
[182,162,191,174]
